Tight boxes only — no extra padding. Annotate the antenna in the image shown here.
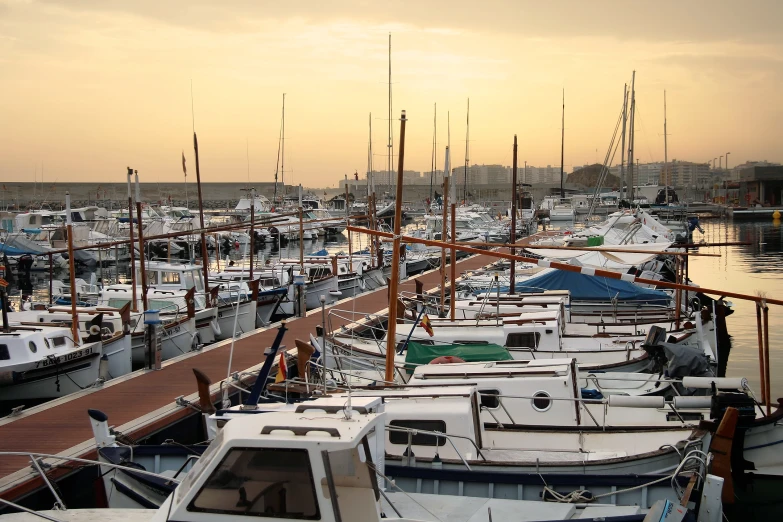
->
[387,33,393,190]
[560,89,565,199]
[464,99,469,203]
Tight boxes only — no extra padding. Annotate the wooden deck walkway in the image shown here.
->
[0,250,496,499]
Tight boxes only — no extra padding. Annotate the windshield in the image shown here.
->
[188,447,319,519]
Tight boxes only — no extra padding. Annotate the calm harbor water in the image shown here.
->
[688,219,783,399]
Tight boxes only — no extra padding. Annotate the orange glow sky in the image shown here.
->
[1,1,781,186]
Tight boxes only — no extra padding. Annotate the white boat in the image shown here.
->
[8,306,132,381]
[77,392,724,520]
[0,323,105,402]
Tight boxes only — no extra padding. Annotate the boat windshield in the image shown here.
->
[188,447,319,519]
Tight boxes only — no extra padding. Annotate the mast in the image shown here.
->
[620,84,628,201]
[627,71,636,202]
[509,135,518,295]
[126,168,138,312]
[273,94,284,206]
[430,103,436,204]
[387,33,393,190]
[281,93,286,196]
[560,89,565,199]
[385,110,407,383]
[464,98,470,204]
[663,90,669,204]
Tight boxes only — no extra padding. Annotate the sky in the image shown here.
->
[1,0,781,187]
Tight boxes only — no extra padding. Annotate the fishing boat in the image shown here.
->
[0,322,105,402]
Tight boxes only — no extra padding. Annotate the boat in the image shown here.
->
[0,322,105,402]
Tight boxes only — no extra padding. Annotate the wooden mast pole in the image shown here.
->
[193,132,211,306]
[440,172,449,313]
[509,135,518,295]
[135,172,149,311]
[126,168,138,312]
[65,192,79,345]
[450,202,456,321]
[384,110,407,383]
[249,189,255,280]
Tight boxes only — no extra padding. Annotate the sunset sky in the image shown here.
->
[1,1,781,186]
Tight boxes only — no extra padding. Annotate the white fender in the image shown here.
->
[210,318,222,337]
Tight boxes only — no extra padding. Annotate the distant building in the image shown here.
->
[608,162,663,187]
[660,160,710,189]
[731,160,781,181]
[737,165,783,205]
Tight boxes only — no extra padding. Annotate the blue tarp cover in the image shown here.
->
[513,269,669,304]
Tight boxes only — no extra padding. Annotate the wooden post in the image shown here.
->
[440,175,449,313]
[126,168,138,312]
[509,134,518,295]
[136,200,148,311]
[347,216,353,272]
[65,192,79,345]
[450,202,456,321]
[193,132,211,306]
[384,110,407,383]
[249,189,255,280]
[763,301,771,415]
[48,252,53,305]
[674,257,681,329]
[756,302,767,408]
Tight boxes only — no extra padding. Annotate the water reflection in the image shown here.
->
[689,219,783,398]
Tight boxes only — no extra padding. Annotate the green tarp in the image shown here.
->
[404,341,512,373]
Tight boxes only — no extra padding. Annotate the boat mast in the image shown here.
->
[387,33,393,191]
[464,98,469,204]
[273,94,284,206]
[281,93,286,196]
[560,89,565,199]
[430,103,436,204]
[663,90,669,204]
[627,71,636,202]
[620,84,628,201]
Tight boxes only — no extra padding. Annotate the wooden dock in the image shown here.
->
[0,251,496,500]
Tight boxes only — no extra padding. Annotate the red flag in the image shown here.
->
[182,151,187,176]
[419,314,434,337]
[274,353,287,382]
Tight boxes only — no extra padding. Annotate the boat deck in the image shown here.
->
[0,242,520,500]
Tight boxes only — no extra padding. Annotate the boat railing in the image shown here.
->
[0,451,184,513]
[477,390,716,431]
[385,425,485,469]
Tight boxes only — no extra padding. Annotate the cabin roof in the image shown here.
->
[219,407,381,448]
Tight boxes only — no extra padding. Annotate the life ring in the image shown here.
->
[431,355,466,364]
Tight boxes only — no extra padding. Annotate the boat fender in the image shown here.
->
[210,319,221,337]
[673,396,712,409]
[682,376,747,390]
[607,395,665,408]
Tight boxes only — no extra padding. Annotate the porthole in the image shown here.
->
[531,391,552,412]
[28,341,37,354]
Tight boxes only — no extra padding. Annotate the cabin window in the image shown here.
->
[182,271,196,290]
[531,391,552,412]
[28,341,37,353]
[29,215,37,225]
[188,447,320,520]
[145,271,159,285]
[0,345,9,360]
[51,337,67,348]
[506,332,541,348]
[389,420,447,446]
[479,389,501,409]
[107,299,131,309]
[161,271,181,285]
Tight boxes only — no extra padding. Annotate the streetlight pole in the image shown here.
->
[725,152,731,170]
